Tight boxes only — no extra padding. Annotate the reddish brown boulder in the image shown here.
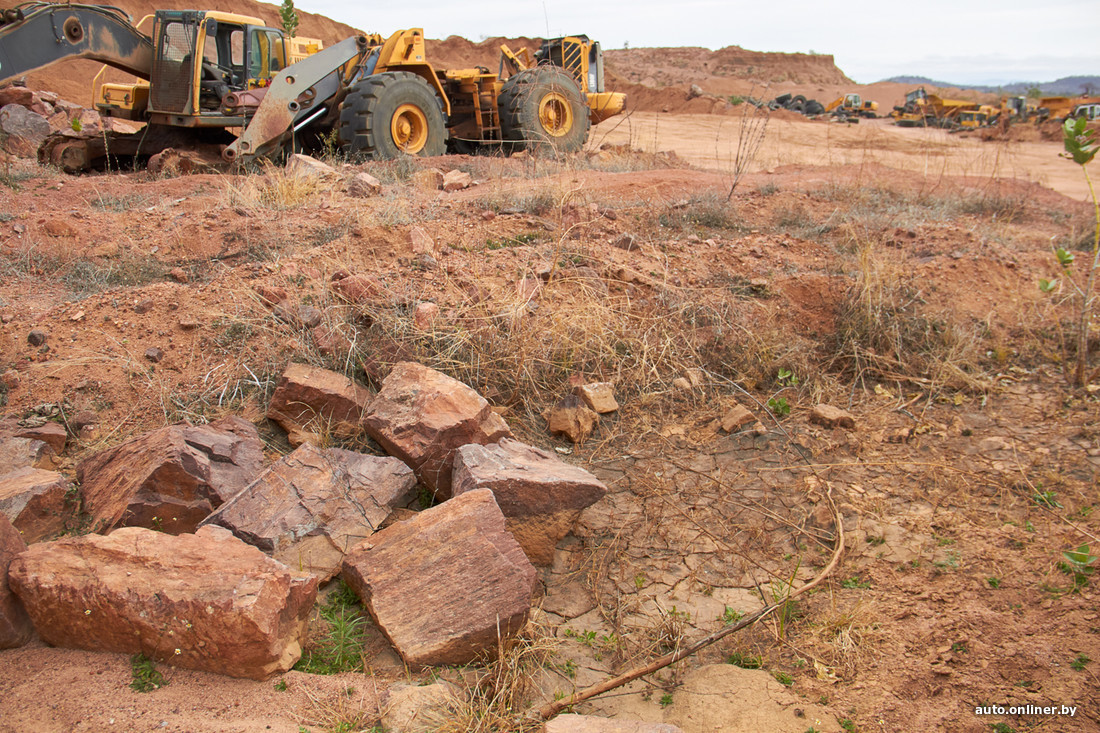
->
[0,514,34,648]
[547,395,599,444]
[266,362,373,446]
[203,443,417,580]
[0,436,56,474]
[810,404,856,430]
[0,467,69,543]
[9,525,317,679]
[76,416,264,534]
[341,489,535,666]
[0,104,50,158]
[14,422,66,454]
[364,362,512,500]
[451,439,607,565]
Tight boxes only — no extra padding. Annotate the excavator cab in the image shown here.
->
[98,10,287,125]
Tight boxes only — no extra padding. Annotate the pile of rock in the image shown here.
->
[0,85,119,159]
[0,361,607,677]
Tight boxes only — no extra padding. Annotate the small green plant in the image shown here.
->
[951,642,968,653]
[987,577,1001,589]
[1032,490,1062,508]
[840,719,856,732]
[1071,653,1091,671]
[772,670,794,686]
[728,95,745,105]
[279,0,298,37]
[990,723,1017,733]
[776,367,799,386]
[658,693,673,708]
[719,606,744,625]
[726,651,762,669]
[841,575,871,589]
[1058,544,1097,591]
[634,574,646,590]
[274,678,288,691]
[1042,116,1099,386]
[294,581,369,674]
[130,653,168,692]
[767,396,791,417]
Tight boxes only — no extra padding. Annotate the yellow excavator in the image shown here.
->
[0,2,626,169]
[824,93,878,120]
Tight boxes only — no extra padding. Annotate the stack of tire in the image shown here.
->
[769,93,825,116]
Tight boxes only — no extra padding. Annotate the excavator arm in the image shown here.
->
[0,2,153,84]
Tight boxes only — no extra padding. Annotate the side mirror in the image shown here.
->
[205,18,218,35]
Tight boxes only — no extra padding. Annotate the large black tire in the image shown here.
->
[805,100,825,115]
[499,67,589,155]
[338,71,446,159]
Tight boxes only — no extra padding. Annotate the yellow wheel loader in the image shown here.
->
[0,3,625,170]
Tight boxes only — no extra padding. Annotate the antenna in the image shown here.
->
[542,1,549,37]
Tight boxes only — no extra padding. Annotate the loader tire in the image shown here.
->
[805,100,825,115]
[499,67,589,155]
[338,71,446,159]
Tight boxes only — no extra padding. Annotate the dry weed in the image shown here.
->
[420,623,556,733]
[831,235,987,392]
[223,161,333,211]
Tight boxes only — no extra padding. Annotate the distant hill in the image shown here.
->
[881,75,1100,96]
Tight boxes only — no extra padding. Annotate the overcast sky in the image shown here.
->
[293,0,1098,85]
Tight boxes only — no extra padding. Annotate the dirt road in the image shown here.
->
[593,113,1090,200]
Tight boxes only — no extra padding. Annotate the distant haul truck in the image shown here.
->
[0,2,626,169]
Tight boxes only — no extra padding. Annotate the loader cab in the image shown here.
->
[146,10,286,126]
[535,35,605,94]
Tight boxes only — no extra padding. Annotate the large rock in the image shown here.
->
[0,104,50,157]
[364,362,512,500]
[8,525,317,679]
[451,438,607,565]
[0,436,56,474]
[203,443,417,581]
[14,422,66,454]
[266,362,373,446]
[0,514,34,648]
[545,715,684,733]
[285,153,336,179]
[75,416,264,534]
[341,489,535,666]
[0,467,69,543]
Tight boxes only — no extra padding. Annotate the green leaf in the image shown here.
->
[1039,278,1057,292]
[1063,544,1097,568]
[1063,116,1098,166]
[1055,248,1076,267]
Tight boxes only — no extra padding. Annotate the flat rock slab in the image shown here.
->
[0,467,70,543]
[382,681,462,733]
[0,514,34,648]
[8,525,317,679]
[364,362,512,500]
[452,438,607,565]
[203,443,416,581]
[341,489,535,666]
[573,383,619,414]
[810,404,856,430]
[76,416,264,534]
[545,715,684,732]
[14,422,66,454]
[266,362,373,446]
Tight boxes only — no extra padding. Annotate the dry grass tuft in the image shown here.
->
[420,623,556,733]
[831,236,988,393]
[223,161,333,211]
